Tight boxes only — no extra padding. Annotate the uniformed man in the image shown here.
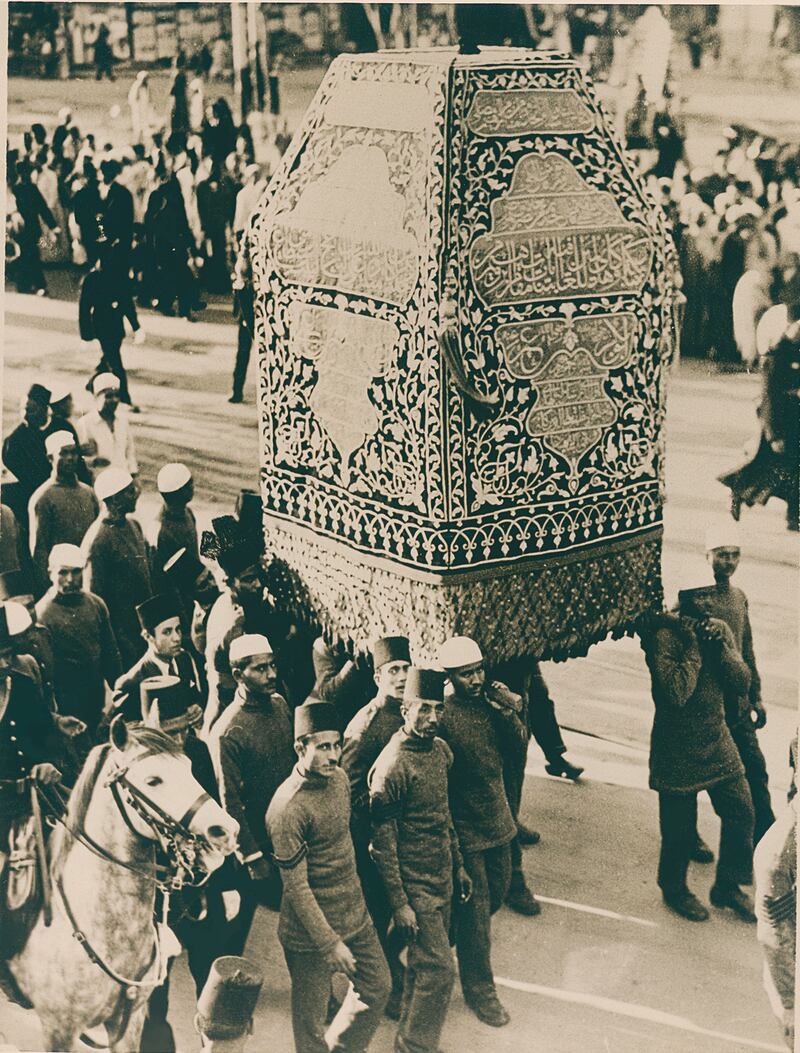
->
[684,522,775,847]
[208,634,294,937]
[341,635,410,1017]
[266,699,390,1053]
[0,600,62,945]
[82,467,152,667]
[438,635,527,1028]
[369,667,472,1053]
[0,569,57,712]
[150,462,199,582]
[2,384,51,540]
[28,430,99,591]
[111,592,203,723]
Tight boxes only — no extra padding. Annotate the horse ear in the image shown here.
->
[109,714,129,752]
[143,700,161,730]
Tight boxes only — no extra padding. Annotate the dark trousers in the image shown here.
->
[657,774,755,896]
[455,843,512,1004]
[140,967,176,1053]
[96,334,131,404]
[283,922,390,1053]
[730,720,774,845]
[352,814,405,998]
[15,238,46,294]
[398,905,454,1053]
[232,320,252,399]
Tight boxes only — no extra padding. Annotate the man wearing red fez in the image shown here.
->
[267,698,390,1053]
[369,667,472,1053]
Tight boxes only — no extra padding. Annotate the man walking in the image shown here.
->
[82,468,152,668]
[77,373,138,477]
[112,592,203,723]
[28,430,99,588]
[79,252,143,406]
[438,636,526,1027]
[640,604,756,923]
[36,544,121,741]
[266,698,390,1053]
[208,634,295,930]
[342,635,411,1017]
[369,667,472,1053]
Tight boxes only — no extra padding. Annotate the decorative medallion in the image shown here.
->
[467,88,595,137]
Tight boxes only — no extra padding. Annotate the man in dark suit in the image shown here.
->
[111,593,203,724]
[2,384,52,541]
[79,248,142,405]
[99,159,134,281]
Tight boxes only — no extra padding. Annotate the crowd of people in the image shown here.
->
[0,363,795,1048]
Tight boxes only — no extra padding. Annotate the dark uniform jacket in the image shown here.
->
[2,423,51,529]
[644,612,750,794]
[78,267,139,345]
[112,647,203,723]
[762,324,800,460]
[0,670,60,834]
[341,695,403,816]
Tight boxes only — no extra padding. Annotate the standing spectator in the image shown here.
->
[209,36,229,82]
[639,607,756,923]
[77,373,138,478]
[438,636,525,1028]
[733,267,772,368]
[144,164,202,320]
[111,593,203,724]
[28,431,99,589]
[266,699,391,1053]
[82,467,152,668]
[369,667,472,1053]
[196,162,236,293]
[99,159,135,280]
[36,543,121,740]
[229,230,255,404]
[71,160,103,270]
[79,256,142,407]
[233,165,266,245]
[12,159,59,296]
[127,72,151,144]
[201,99,237,168]
[169,52,190,138]
[94,22,115,81]
[150,463,199,579]
[208,634,295,940]
[189,78,206,134]
[35,150,70,264]
[2,383,52,540]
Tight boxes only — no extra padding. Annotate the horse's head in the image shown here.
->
[108,716,238,875]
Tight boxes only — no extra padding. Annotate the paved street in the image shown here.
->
[0,288,795,1053]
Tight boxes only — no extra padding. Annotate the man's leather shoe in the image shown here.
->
[467,995,510,1027]
[506,877,541,916]
[545,757,584,780]
[690,837,714,864]
[662,890,709,921]
[710,885,756,923]
[517,822,541,846]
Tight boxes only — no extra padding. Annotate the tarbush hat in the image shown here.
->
[294,699,339,740]
[371,636,411,670]
[94,467,133,503]
[157,462,192,494]
[44,430,76,458]
[229,633,273,665]
[403,667,445,704]
[0,601,32,644]
[0,570,33,602]
[704,522,741,552]
[195,956,264,1041]
[217,539,263,579]
[48,544,86,571]
[136,594,182,635]
[140,675,202,733]
[438,635,483,670]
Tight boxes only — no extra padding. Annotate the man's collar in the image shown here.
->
[399,728,433,751]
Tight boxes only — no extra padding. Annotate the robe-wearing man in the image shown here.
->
[341,635,410,1017]
[640,605,756,924]
[111,592,203,724]
[28,430,99,590]
[76,373,138,479]
[267,699,390,1053]
[438,635,527,1028]
[36,544,120,739]
[208,634,295,935]
[369,668,472,1053]
[82,467,152,668]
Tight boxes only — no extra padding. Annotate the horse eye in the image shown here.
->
[145,775,163,788]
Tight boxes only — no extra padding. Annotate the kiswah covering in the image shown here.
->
[250,48,679,665]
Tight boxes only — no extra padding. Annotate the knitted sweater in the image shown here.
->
[28,477,99,582]
[342,695,404,811]
[267,764,369,953]
[369,729,462,913]
[644,613,749,794]
[698,583,761,707]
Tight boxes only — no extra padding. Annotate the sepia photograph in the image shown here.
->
[0,2,798,1051]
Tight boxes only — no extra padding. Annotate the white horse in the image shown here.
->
[7,717,239,1052]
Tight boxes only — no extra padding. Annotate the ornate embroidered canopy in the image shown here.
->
[251,48,679,664]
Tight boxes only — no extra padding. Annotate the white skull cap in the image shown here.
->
[44,430,75,457]
[94,467,133,503]
[48,543,86,571]
[704,521,742,552]
[92,372,121,395]
[157,462,192,494]
[438,635,483,670]
[229,633,273,664]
